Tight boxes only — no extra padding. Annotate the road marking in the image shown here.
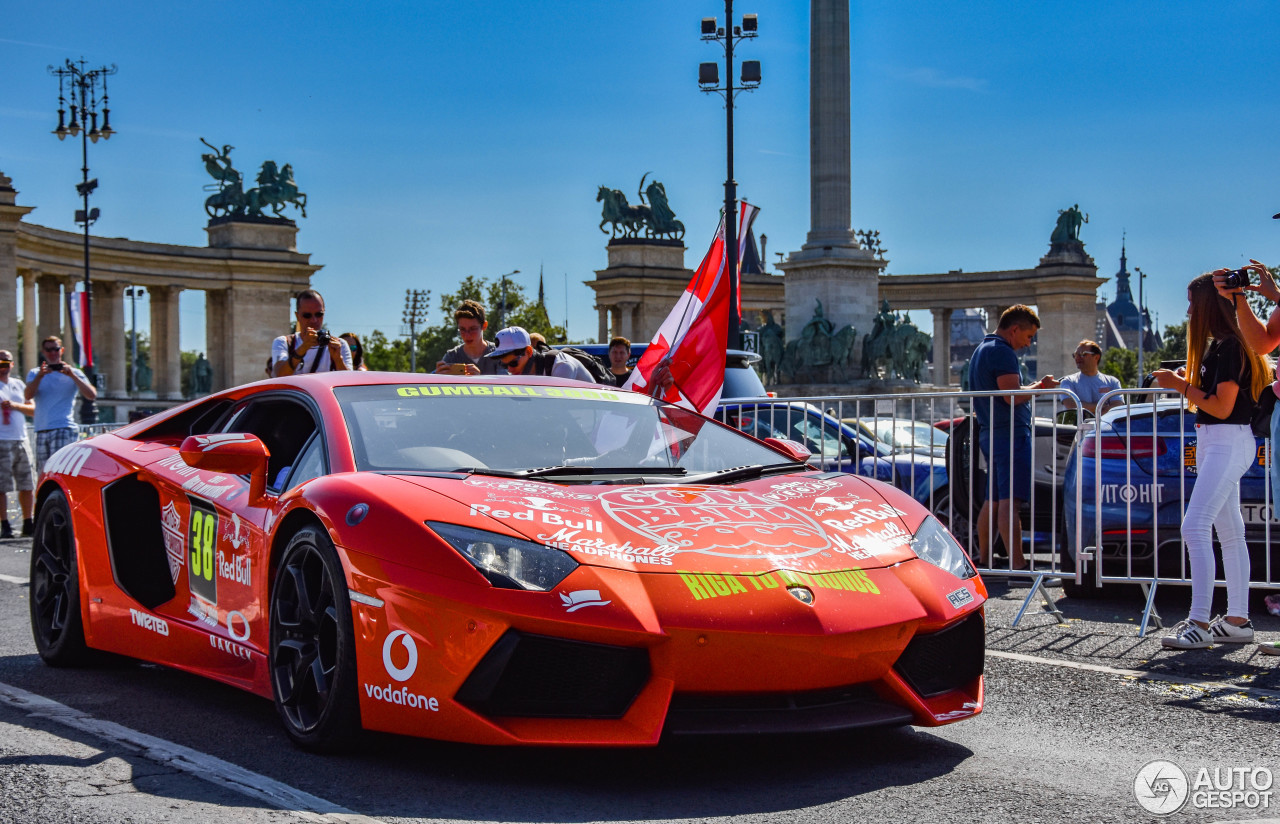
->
[0,573,28,585]
[0,680,386,824]
[988,649,1280,700]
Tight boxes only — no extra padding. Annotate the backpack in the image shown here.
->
[535,347,613,385]
[1252,385,1278,438]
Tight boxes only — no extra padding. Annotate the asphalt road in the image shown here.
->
[0,533,1278,824]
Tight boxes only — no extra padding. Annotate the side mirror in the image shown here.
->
[179,433,270,501]
[763,437,812,464]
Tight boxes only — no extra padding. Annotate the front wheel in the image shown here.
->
[269,526,361,750]
[29,490,92,666]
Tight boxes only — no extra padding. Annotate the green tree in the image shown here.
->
[1152,321,1187,365]
[1100,347,1138,387]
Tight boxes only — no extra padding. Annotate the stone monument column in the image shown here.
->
[20,270,39,374]
[150,285,183,399]
[930,307,953,387]
[92,280,126,395]
[617,301,638,340]
[1033,239,1103,380]
[776,0,886,375]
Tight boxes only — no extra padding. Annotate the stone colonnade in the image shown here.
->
[0,173,320,398]
[879,252,1103,385]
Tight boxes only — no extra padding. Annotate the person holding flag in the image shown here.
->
[624,203,759,415]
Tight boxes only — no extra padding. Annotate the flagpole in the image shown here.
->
[724,0,739,351]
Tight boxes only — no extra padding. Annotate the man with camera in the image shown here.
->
[1216,258,1280,465]
[23,336,97,473]
[272,289,352,376]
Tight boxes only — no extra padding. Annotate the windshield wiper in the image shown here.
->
[682,462,804,485]
[465,465,688,479]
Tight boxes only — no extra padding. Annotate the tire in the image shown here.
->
[29,490,92,666]
[269,525,361,750]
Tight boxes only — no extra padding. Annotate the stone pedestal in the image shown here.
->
[777,247,887,376]
[205,218,299,252]
[0,173,35,363]
[1033,242,1101,381]
[206,284,294,389]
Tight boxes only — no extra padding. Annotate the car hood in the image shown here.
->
[394,471,924,576]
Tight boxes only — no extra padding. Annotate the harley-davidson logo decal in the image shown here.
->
[161,500,185,583]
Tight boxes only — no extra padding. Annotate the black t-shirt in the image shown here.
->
[1195,337,1255,425]
[611,369,632,388]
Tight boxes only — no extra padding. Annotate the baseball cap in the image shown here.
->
[487,326,532,358]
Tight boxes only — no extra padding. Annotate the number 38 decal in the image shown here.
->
[188,497,219,604]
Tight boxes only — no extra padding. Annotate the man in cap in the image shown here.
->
[486,327,596,383]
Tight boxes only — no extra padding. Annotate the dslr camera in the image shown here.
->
[47,362,65,372]
[314,329,332,349]
[1223,267,1251,290]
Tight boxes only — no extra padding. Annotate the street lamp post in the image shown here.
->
[125,286,144,393]
[402,289,431,373]
[50,58,116,421]
[699,3,760,350]
[495,270,521,330]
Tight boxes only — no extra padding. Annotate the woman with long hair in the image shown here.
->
[1151,272,1273,649]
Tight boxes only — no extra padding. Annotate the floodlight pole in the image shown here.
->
[700,3,759,351]
[50,58,116,417]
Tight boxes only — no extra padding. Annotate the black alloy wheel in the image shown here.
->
[29,490,91,666]
[269,525,360,750]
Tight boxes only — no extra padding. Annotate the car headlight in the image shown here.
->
[910,515,976,580]
[427,522,578,591]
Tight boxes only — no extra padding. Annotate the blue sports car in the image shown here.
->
[714,401,948,507]
[1063,399,1276,593]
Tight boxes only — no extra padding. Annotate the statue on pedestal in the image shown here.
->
[202,138,307,220]
[134,351,152,393]
[780,300,857,383]
[862,299,932,382]
[596,175,684,240]
[757,309,785,385]
[191,353,213,396]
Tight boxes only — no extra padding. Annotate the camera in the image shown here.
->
[1223,267,1251,290]
[314,329,331,348]
[48,362,65,372]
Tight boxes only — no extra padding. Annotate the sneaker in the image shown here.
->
[0,522,11,540]
[1208,615,1254,644]
[1161,620,1213,650]
[20,519,33,538]
[1258,641,1280,657]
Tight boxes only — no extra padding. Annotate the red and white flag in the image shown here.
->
[624,202,759,415]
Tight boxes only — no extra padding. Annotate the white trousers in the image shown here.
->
[1181,423,1254,623]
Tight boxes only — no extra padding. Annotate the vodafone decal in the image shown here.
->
[365,629,439,712]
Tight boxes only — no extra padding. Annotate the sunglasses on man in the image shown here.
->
[299,312,324,320]
[499,354,523,368]
[0,361,11,368]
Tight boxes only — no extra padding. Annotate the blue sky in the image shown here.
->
[3,1,1279,355]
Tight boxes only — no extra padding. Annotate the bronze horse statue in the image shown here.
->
[597,186,648,237]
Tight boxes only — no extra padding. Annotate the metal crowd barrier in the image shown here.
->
[1078,386,1280,636]
[721,388,1085,626]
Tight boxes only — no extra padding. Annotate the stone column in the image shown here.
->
[0,173,34,355]
[985,306,1005,333]
[92,280,126,396]
[150,285,183,400]
[930,307,953,387]
[21,270,38,374]
[205,289,231,391]
[807,0,855,248]
[212,284,296,388]
[37,276,62,345]
[618,301,637,341]
[1034,293,1099,381]
[597,306,609,344]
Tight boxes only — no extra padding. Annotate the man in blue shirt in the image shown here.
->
[24,337,97,473]
[968,306,1058,574]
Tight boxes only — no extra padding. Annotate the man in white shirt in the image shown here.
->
[1058,339,1121,418]
[487,327,596,383]
[0,349,37,538]
[272,289,353,376]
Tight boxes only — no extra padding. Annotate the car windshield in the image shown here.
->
[335,383,798,477]
[874,420,948,452]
